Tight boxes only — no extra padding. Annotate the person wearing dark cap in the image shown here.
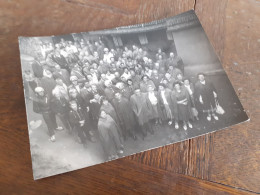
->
[98,110,124,160]
[130,88,150,140]
[113,92,137,141]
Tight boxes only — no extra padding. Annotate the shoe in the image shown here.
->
[188,122,193,128]
[168,121,172,125]
[212,114,219,120]
[183,125,187,131]
[118,150,124,154]
[56,126,64,131]
[50,135,56,142]
[206,115,211,121]
[175,123,179,129]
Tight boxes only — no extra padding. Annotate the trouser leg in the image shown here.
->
[42,112,55,137]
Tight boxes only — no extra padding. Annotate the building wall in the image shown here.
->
[172,26,222,75]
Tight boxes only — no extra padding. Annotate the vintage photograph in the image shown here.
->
[18,10,248,179]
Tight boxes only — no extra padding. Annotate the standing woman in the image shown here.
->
[98,110,124,160]
[172,82,193,131]
[183,78,199,120]
[194,73,219,121]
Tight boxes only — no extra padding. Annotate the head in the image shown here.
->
[197,73,205,82]
[102,98,109,105]
[183,78,190,85]
[91,84,97,91]
[84,83,92,91]
[142,75,148,82]
[174,82,181,90]
[69,88,78,98]
[55,78,63,86]
[147,85,154,92]
[35,87,45,97]
[124,68,129,73]
[153,69,158,76]
[55,64,61,70]
[121,76,127,83]
[177,73,183,80]
[127,79,133,85]
[114,72,120,78]
[170,52,175,58]
[134,88,141,96]
[104,48,109,54]
[165,72,171,80]
[70,76,78,86]
[94,93,101,100]
[115,92,122,100]
[158,83,165,91]
[104,80,112,88]
[100,110,107,118]
[69,101,78,111]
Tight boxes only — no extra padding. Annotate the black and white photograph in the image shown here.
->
[18,10,249,180]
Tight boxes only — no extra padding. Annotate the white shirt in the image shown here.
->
[148,92,158,105]
[160,90,168,105]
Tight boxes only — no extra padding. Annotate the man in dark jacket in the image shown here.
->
[68,101,87,148]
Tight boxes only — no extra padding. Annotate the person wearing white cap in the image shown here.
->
[32,87,63,142]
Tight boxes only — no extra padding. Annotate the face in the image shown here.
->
[72,80,78,85]
[103,100,108,105]
[143,76,148,82]
[92,85,97,91]
[153,70,158,76]
[70,91,77,98]
[198,74,205,82]
[159,85,164,91]
[174,84,180,90]
[165,73,171,80]
[124,69,128,73]
[134,89,141,96]
[94,94,100,100]
[127,80,132,85]
[115,93,121,99]
[177,74,183,80]
[184,80,190,85]
[87,75,92,81]
[56,79,63,86]
[100,110,107,118]
[70,103,77,111]
[148,86,154,92]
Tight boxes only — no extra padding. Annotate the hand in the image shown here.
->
[213,91,217,98]
[86,107,89,112]
[199,96,203,104]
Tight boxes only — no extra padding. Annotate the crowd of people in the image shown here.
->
[23,37,221,160]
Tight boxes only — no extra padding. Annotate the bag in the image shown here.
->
[191,107,198,117]
[215,99,225,115]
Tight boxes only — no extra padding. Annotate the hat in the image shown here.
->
[70,76,78,81]
[34,87,44,93]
